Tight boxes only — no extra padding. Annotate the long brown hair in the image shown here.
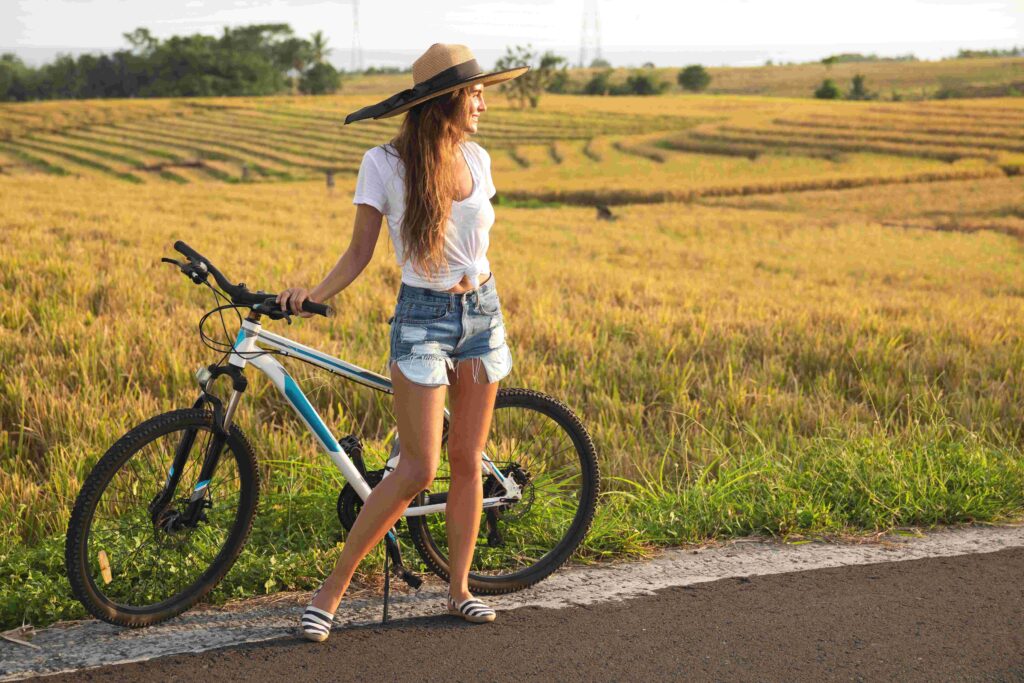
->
[384,87,473,282]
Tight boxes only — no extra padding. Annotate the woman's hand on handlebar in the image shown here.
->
[277,287,317,318]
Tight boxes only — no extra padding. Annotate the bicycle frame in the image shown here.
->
[208,316,522,518]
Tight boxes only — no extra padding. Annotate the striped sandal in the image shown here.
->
[300,583,336,642]
[447,592,496,624]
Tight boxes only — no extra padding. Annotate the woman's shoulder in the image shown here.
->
[364,142,397,158]
[364,143,401,171]
[464,140,491,164]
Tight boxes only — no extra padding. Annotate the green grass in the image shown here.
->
[4,429,1020,629]
[493,195,564,209]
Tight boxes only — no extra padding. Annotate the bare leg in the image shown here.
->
[445,357,499,602]
[310,361,446,614]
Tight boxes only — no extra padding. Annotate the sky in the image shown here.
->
[4,0,1023,68]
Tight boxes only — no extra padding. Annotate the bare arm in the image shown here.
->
[278,203,383,315]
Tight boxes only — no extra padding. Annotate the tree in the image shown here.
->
[0,53,34,101]
[814,78,841,99]
[589,57,611,68]
[677,64,710,92]
[494,44,568,109]
[846,73,872,100]
[223,23,294,66]
[38,54,80,99]
[300,62,341,94]
[276,37,314,95]
[123,28,159,58]
[309,31,331,65]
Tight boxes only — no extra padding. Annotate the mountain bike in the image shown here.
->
[65,241,600,628]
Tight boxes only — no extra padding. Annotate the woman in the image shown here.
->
[275,44,529,643]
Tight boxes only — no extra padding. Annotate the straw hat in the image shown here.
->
[344,43,530,124]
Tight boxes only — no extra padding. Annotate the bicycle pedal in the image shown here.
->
[400,570,423,590]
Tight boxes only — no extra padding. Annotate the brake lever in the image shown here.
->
[162,256,209,285]
[252,297,293,324]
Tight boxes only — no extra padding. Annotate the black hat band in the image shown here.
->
[345,59,483,124]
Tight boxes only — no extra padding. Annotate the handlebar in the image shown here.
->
[165,240,334,319]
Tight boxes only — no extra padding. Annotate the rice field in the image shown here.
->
[2,91,1024,628]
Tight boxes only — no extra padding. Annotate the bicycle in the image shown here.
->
[65,241,600,628]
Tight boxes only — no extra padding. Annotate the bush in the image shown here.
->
[616,71,669,95]
[677,64,710,92]
[363,65,408,75]
[545,68,572,94]
[583,69,612,95]
[814,78,841,99]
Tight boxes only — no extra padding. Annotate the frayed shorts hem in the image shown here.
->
[385,273,511,388]
[389,343,513,387]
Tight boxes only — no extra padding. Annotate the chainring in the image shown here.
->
[336,468,385,531]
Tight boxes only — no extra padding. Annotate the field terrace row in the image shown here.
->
[642,101,1024,171]
[1,96,1021,196]
[0,97,695,184]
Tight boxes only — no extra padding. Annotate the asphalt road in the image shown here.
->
[44,547,1024,683]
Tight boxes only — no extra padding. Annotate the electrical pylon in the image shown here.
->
[579,0,602,68]
[351,0,364,72]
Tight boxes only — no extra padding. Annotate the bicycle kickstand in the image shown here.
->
[382,543,390,625]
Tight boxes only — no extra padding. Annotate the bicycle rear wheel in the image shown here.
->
[407,388,600,594]
[65,408,259,627]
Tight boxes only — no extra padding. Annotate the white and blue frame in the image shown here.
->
[223,319,523,518]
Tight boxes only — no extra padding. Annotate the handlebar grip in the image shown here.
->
[174,240,204,264]
[303,300,334,318]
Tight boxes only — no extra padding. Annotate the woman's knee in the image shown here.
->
[447,450,482,480]
[393,458,437,493]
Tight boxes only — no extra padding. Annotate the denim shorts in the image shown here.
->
[387,274,513,387]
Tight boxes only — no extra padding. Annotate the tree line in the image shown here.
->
[0,24,341,102]
[494,44,712,107]
[5,29,1018,106]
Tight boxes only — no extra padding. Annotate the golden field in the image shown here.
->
[2,89,1024,626]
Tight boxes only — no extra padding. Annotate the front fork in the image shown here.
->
[149,363,247,529]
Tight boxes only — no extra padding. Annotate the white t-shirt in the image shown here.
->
[353,140,498,291]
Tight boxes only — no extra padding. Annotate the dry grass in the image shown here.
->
[2,167,1024,547]
[3,91,1024,628]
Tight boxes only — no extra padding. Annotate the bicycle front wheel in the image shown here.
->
[407,388,600,594]
[65,408,259,627]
